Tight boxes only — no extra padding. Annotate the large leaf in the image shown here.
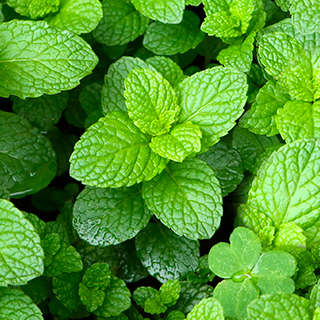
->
[142,158,222,240]
[0,20,98,99]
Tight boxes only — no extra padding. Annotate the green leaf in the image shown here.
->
[0,111,57,197]
[0,199,44,286]
[144,298,167,314]
[69,111,167,188]
[6,0,59,18]
[213,278,259,320]
[198,141,244,197]
[275,0,291,11]
[73,185,152,246]
[247,294,313,320]
[310,279,320,308]
[0,287,43,320]
[130,0,185,24]
[142,158,222,240]
[241,80,290,136]
[101,56,154,114]
[53,272,83,310]
[177,67,248,150]
[244,139,320,246]
[150,123,202,162]
[12,92,68,132]
[0,185,10,200]
[42,233,83,277]
[93,0,149,46]
[208,227,261,278]
[232,126,280,172]
[0,20,98,99]
[79,83,103,116]
[135,223,200,283]
[290,0,320,35]
[21,276,52,305]
[167,310,186,320]
[217,33,255,73]
[145,56,185,87]
[94,276,131,318]
[157,279,181,306]
[45,0,103,35]
[273,223,307,250]
[186,297,224,320]
[186,255,215,284]
[133,286,157,308]
[23,211,47,239]
[143,11,205,56]
[276,100,320,143]
[124,68,180,136]
[186,0,201,5]
[115,239,149,283]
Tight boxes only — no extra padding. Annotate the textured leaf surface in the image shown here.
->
[0,20,98,99]
[12,92,68,131]
[150,123,202,162]
[186,297,224,320]
[101,57,154,115]
[276,100,320,143]
[135,223,200,283]
[131,0,185,24]
[69,111,167,188]
[124,68,180,136]
[143,11,205,56]
[45,0,103,35]
[0,111,57,197]
[143,158,222,240]
[79,83,103,116]
[93,0,149,46]
[73,185,152,246]
[0,288,43,320]
[0,199,44,286]
[245,139,320,236]
[199,141,244,196]
[177,67,248,149]
[247,294,313,320]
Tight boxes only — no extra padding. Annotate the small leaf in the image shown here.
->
[186,297,224,320]
[157,279,181,306]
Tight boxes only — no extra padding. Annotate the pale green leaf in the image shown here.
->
[0,199,44,286]
[273,223,307,250]
[230,0,255,34]
[143,11,205,56]
[131,0,185,24]
[73,185,152,246]
[124,68,180,136]
[186,297,224,320]
[150,123,202,162]
[45,0,103,35]
[142,158,222,240]
[93,0,149,46]
[135,223,200,283]
[0,288,43,320]
[0,20,98,99]
[69,111,167,188]
[177,67,247,150]
[186,0,201,5]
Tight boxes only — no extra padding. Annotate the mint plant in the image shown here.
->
[3,0,320,319]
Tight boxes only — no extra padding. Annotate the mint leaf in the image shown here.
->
[133,287,157,308]
[135,223,200,282]
[0,20,98,99]
[177,67,248,150]
[167,310,186,320]
[145,57,185,87]
[157,279,181,306]
[45,0,103,35]
[0,288,43,320]
[0,199,44,286]
[94,276,131,318]
[21,276,52,305]
[73,185,152,246]
[213,279,259,319]
[241,80,290,136]
[276,100,320,143]
[198,141,244,197]
[93,0,149,46]
[186,255,215,284]
[273,223,307,250]
[186,297,224,320]
[143,11,205,56]
[124,68,180,136]
[23,211,47,239]
[217,33,255,73]
[12,92,68,132]
[101,56,154,114]
[142,158,222,240]
[0,111,57,197]
[79,83,103,117]
[69,111,167,188]
[247,294,313,320]
[150,123,202,162]
[130,0,185,24]
[6,0,59,18]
